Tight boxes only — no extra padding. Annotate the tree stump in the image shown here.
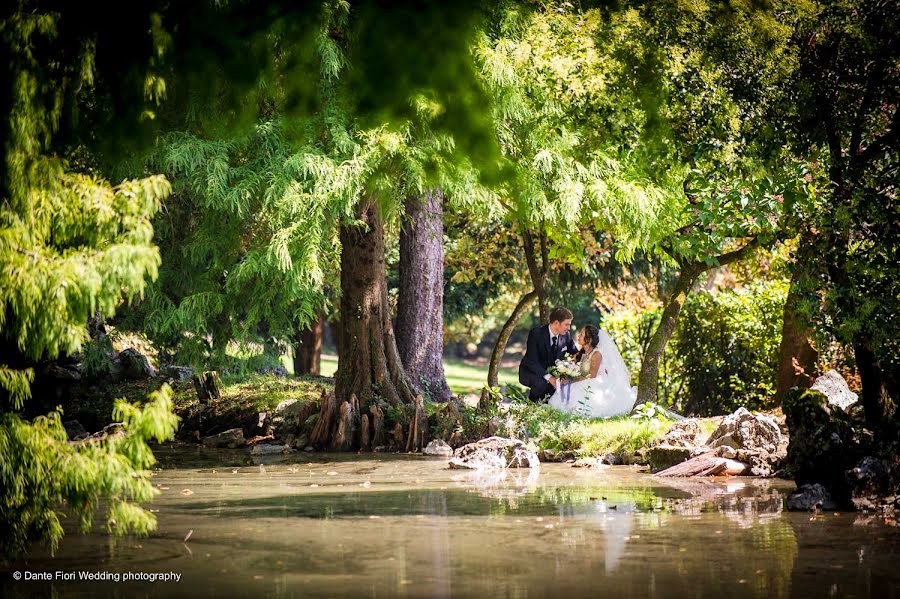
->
[193,371,224,402]
[391,422,405,450]
[370,404,385,447]
[310,390,338,447]
[405,395,427,453]
[331,397,357,451]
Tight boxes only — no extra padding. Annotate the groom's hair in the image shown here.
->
[548,307,573,323]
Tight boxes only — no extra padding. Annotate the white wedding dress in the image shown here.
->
[548,330,637,418]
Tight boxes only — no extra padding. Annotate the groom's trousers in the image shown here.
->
[520,373,553,402]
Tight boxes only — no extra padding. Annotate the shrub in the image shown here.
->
[675,280,787,415]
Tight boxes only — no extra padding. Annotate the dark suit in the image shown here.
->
[518,324,578,401]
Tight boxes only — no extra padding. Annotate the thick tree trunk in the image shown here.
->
[775,233,819,400]
[396,191,451,402]
[853,340,888,432]
[775,280,819,401]
[479,289,538,407]
[635,265,702,409]
[331,198,416,450]
[293,315,323,376]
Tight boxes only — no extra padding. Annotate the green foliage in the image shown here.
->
[676,281,788,415]
[0,385,179,560]
[630,402,673,423]
[82,336,114,381]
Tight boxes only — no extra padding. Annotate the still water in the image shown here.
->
[5,444,900,598]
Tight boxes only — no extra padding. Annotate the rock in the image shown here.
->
[649,445,694,472]
[572,457,604,468]
[118,348,157,380]
[846,456,900,511]
[44,363,82,381]
[271,399,318,440]
[63,419,88,441]
[162,365,194,382]
[424,439,453,457]
[787,483,840,511]
[599,452,620,466]
[657,419,704,449]
[257,411,273,435]
[537,448,576,463]
[810,370,858,411]
[783,388,859,505]
[250,443,291,455]
[449,437,539,470]
[255,365,289,378]
[707,407,781,454]
[202,428,246,449]
[656,452,749,477]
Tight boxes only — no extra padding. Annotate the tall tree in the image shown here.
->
[396,191,452,402]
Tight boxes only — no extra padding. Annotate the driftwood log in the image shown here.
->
[655,452,749,477]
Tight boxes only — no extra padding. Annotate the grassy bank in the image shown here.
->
[306,354,519,395]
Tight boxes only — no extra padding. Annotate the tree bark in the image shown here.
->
[775,247,819,400]
[396,191,451,402]
[853,341,889,432]
[293,315,323,376]
[635,265,702,409]
[332,197,416,450]
[523,228,550,324]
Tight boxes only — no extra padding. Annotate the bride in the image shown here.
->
[548,324,637,418]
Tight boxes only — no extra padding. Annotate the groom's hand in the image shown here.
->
[548,375,558,389]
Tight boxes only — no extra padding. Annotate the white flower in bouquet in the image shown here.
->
[549,358,580,379]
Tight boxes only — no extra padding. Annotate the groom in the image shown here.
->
[518,307,578,402]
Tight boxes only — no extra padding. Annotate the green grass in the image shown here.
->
[310,354,517,395]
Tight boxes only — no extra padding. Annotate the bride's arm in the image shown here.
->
[589,352,602,378]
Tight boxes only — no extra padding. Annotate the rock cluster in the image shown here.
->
[448,437,540,470]
[651,407,787,477]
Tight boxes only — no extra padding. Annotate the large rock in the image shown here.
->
[846,456,900,511]
[786,483,840,511]
[423,439,453,457]
[649,445,694,472]
[658,419,705,449]
[449,437,539,470]
[271,399,318,440]
[783,389,858,495]
[162,365,194,382]
[202,428,246,449]
[810,370,858,411]
[250,443,291,455]
[118,348,157,380]
[707,407,781,454]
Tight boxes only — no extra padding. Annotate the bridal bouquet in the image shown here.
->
[548,357,580,380]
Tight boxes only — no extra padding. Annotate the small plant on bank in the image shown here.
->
[631,402,673,423]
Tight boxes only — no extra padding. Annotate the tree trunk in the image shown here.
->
[293,315,323,376]
[635,265,702,409]
[523,228,550,324]
[396,191,451,402]
[333,198,416,450]
[775,276,819,401]
[479,290,538,407]
[775,232,819,400]
[853,340,889,432]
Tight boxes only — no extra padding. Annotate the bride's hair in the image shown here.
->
[576,324,600,360]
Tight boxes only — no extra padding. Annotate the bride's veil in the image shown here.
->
[596,329,637,408]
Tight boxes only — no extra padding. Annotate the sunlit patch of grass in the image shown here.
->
[302,353,516,396]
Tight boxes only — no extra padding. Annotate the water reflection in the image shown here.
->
[4,452,899,599]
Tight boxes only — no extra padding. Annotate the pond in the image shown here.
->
[5,444,900,598]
